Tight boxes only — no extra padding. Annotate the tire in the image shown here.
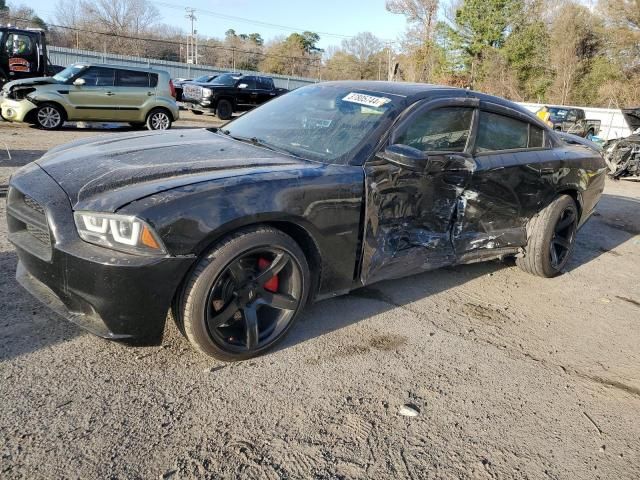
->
[35,103,65,130]
[215,99,233,120]
[146,108,173,130]
[179,226,310,361]
[516,195,579,278]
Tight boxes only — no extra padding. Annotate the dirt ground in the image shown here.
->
[0,117,639,479]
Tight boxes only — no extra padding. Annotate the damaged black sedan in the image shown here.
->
[7,81,606,360]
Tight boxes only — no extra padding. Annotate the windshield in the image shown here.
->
[195,74,214,82]
[52,64,87,83]
[548,107,569,122]
[211,73,241,86]
[222,84,402,164]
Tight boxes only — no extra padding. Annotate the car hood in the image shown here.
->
[36,128,317,212]
[3,76,57,90]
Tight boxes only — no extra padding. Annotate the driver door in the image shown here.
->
[67,66,117,121]
[360,98,478,284]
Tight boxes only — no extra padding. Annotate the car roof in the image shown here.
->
[319,80,538,119]
[71,63,169,75]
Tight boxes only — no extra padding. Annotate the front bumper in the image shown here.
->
[1,98,36,122]
[182,98,213,112]
[7,164,195,342]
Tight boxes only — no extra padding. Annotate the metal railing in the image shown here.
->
[47,46,318,91]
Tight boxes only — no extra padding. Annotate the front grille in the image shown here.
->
[23,195,45,215]
[26,223,51,244]
[183,84,202,101]
[6,187,53,261]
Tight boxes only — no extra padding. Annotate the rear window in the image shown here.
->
[529,125,544,148]
[117,70,151,87]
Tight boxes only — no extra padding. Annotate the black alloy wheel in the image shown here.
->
[179,226,310,361]
[549,203,577,270]
[206,248,302,353]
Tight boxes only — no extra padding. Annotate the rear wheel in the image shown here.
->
[516,195,578,277]
[146,108,172,130]
[35,103,64,130]
[179,226,310,361]
[215,99,233,120]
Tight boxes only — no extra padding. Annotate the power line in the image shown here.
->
[9,16,323,66]
[154,0,356,39]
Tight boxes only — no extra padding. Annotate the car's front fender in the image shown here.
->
[119,166,365,298]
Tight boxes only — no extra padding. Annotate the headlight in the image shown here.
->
[74,212,166,256]
[202,88,212,96]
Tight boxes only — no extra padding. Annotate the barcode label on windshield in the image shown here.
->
[342,92,391,108]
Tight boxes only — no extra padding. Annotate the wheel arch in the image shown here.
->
[214,95,236,111]
[554,188,583,220]
[171,216,324,322]
[146,105,175,121]
[29,100,68,123]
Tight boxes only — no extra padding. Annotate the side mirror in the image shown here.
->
[377,144,430,172]
[237,83,248,89]
[73,78,85,86]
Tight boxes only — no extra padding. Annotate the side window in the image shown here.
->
[5,34,33,55]
[79,67,115,87]
[258,77,274,90]
[149,73,158,88]
[476,111,529,152]
[241,76,257,89]
[528,125,545,148]
[395,107,474,152]
[116,70,150,87]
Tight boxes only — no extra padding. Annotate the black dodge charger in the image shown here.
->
[7,81,606,360]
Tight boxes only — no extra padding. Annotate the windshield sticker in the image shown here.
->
[342,92,391,108]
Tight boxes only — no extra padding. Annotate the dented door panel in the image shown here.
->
[361,153,473,284]
[452,150,558,255]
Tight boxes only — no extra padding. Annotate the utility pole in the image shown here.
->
[185,8,197,64]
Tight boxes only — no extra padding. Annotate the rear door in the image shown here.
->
[2,31,42,81]
[361,98,478,284]
[452,104,554,258]
[67,66,117,121]
[256,77,278,105]
[113,69,155,121]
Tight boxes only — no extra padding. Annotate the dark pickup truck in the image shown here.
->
[542,106,601,139]
[181,72,288,120]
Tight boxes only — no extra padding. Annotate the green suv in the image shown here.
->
[0,63,179,130]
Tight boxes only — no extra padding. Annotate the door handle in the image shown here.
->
[105,91,115,96]
[147,91,154,96]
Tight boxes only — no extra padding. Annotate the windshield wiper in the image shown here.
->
[220,131,297,157]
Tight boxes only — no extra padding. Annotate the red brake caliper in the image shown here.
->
[258,258,279,293]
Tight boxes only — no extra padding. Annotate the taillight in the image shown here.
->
[169,79,176,98]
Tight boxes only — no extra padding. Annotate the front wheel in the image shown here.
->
[179,226,310,361]
[146,108,172,130]
[516,195,579,277]
[35,103,65,130]
[215,99,233,120]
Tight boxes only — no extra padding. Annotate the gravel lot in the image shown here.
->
[1,117,639,479]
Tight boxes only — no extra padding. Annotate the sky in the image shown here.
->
[23,0,410,50]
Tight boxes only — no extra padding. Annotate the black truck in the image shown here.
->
[181,72,288,120]
[0,27,61,86]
